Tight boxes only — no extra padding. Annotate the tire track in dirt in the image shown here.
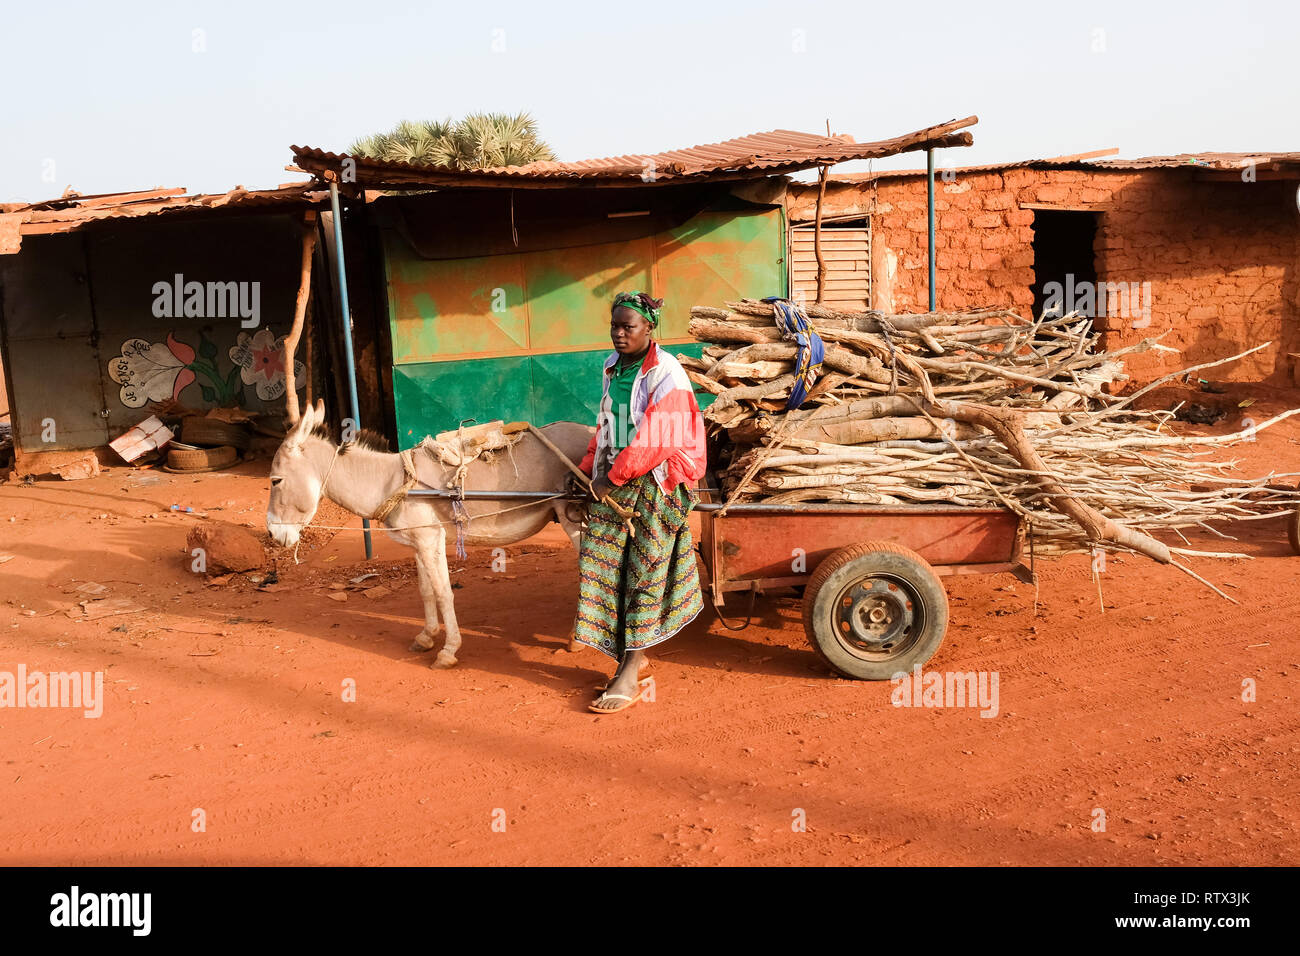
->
[5,433,1299,865]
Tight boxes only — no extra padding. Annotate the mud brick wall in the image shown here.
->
[789,169,1299,385]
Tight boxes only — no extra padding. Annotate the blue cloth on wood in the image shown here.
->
[762,297,825,409]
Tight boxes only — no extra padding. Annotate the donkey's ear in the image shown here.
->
[285,400,318,449]
[308,399,327,435]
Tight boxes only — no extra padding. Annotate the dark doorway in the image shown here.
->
[1031,210,1099,319]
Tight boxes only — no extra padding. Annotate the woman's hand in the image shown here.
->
[590,476,614,501]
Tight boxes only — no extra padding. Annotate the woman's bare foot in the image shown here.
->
[590,650,649,713]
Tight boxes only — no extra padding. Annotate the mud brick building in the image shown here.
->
[787,151,1300,385]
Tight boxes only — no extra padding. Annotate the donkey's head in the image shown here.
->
[267,399,332,548]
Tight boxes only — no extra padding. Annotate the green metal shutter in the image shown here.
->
[384,206,786,444]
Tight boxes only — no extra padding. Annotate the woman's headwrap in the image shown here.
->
[612,291,663,328]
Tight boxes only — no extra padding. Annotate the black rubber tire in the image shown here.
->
[1289,506,1300,557]
[801,541,949,680]
[166,444,238,472]
[182,417,251,450]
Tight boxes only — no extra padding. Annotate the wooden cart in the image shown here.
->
[696,497,1032,680]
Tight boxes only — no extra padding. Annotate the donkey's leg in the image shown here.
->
[425,526,463,668]
[556,510,584,552]
[409,542,443,653]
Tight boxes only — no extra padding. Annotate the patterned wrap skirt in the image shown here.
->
[573,472,703,661]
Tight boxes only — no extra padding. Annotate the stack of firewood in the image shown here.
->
[684,300,1300,574]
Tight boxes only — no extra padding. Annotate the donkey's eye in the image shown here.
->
[271,477,283,486]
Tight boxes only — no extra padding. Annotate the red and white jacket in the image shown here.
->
[579,340,708,493]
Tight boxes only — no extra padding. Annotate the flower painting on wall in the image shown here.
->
[108,329,304,408]
[229,329,304,402]
[108,334,198,408]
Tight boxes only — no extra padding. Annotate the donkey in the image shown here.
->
[266,400,594,668]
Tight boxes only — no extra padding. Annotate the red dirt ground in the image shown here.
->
[1,386,1297,866]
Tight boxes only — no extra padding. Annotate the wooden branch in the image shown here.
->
[706,342,800,379]
[924,398,1172,563]
[686,297,1300,583]
[283,212,318,424]
[814,165,828,303]
[685,369,726,395]
[689,316,782,345]
[801,416,983,445]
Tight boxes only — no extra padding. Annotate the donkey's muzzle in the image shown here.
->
[267,519,302,548]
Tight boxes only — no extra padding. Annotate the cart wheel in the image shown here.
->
[1289,506,1300,557]
[801,541,949,681]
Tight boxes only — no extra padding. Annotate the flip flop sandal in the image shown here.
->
[593,661,652,692]
[588,677,653,715]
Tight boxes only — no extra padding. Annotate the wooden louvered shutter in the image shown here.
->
[789,223,871,311]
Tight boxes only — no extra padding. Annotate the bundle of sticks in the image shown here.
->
[684,299,1300,590]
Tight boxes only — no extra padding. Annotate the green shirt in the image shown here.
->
[607,352,645,452]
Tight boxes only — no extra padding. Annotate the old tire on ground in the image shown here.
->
[166,444,239,473]
[182,417,251,450]
[1289,506,1300,556]
[801,541,949,680]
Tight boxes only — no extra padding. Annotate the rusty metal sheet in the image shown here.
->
[526,238,654,350]
[8,184,325,240]
[0,237,109,449]
[290,116,978,190]
[709,508,1021,589]
[384,206,784,364]
[654,209,787,338]
[387,251,530,362]
[0,214,23,255]
[832,148,1300,183]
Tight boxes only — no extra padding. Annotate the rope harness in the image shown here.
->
[371,446,422,524]
[297,423,633,551]
[363,428,492,560]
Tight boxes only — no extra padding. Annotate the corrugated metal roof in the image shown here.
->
[1091,151,1300,170]
[829,148,1121,181]
[290,116,978,189]
[1,183,327,253]
[830,149,1300,182]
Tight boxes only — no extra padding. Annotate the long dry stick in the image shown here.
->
[283,212,318,424]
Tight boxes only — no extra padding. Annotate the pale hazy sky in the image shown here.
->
[4,0,1297,202]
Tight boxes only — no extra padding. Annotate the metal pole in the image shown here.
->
[927,148,937,312]
[328,181,373,558]
[406,490,582,500]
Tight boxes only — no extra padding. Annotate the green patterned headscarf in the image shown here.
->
[612,291,663,328]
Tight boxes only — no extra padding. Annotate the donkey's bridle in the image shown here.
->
[285,442,344,536]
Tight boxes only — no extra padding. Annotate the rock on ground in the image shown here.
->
[186,521,267,573]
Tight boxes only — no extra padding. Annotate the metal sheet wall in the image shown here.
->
[385,206,786,442]
[0,214,305,452]
[0,235,109,449]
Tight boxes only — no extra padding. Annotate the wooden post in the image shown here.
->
[814,165,828,304]
[283,210,318,424]
[302,294,314,411]
[926,148,936,311]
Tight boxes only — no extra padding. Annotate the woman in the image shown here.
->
[575,291,708,714]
